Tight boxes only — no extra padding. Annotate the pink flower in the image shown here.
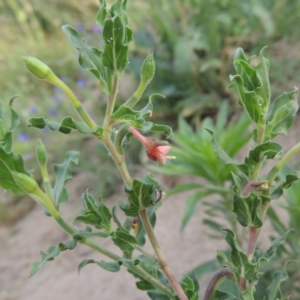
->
[130,127,175,164]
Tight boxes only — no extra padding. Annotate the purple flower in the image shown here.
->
[76,23,84,31]
[59,76,67,82]
[18,133,30,142]
[77,78,87,87]
[42,127,50,133]
[92,24,102,34]
[28,106,37,114]
[48,108,57,116]
[51,94,60,102]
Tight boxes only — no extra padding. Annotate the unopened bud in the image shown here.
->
[132,217,139,235]
[140,53,155,84]
[13,172,38,194]
[243,181,269,196]
[22,56,52,80]
[36,139,48,166]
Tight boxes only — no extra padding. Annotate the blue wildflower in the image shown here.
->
[77,78,87,87]
[92,24,102,34]
[48,108,57,116]
[18,133,30,142]
[28,106,37,114]
[76,23,84,31]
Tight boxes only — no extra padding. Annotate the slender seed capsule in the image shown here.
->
[22,56,52,80]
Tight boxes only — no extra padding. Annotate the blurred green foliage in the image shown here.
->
[128,0,300,118]
[150,102,252,233]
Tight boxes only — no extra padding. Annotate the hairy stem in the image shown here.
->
[50,75,98,129]
[40,164,54,201]
[203,268,234,300]
[124,80,147,108]
[103,75,119,131]
[247,226,259,261]
[139,209,188,300]
[102,136,132,187]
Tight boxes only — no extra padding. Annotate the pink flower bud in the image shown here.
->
[132,217,139,235]
[130,127,175,164]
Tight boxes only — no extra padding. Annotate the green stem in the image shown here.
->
[267,140,300,183]
[55,215,77,235]
[251,123,266,180]
[102,136,132,187]
[103,75,119,131]
[139,209,188,300]
[203,268,234,300]
[124,80,147,108]
[135,245,158,262]
[49,74,98,129]
[40,165,54,201]
[81,238,120,261]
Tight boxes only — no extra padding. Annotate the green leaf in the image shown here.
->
[271,172,300,199]
[187,259,219,279]
[62,25,111,93]
[111,206,137,255]
[181,190,212,230]
[30,239,77,277]
[111,105,142,127]
[208,129,249,177]
[8,96,20,132]
[142,123,172,138]
[135,206,156,246]
[266,262,290,300]
[232,173,262,228]
[229,75,264,124]
[247,142,282,165]
[233,59,260,92]
[53,151,79,206]
[0,97,20,154]
[255,47,270,109]
[112,227,137,254]
[223,229,257,281]
[120,174,161,216]
[78,259,120,273]
[28,116,101,135]
[139,93,164,118]
[147,291,170,300]
[74,191,113,232]
[78,256,140,274]
[256,230,292,263]
[266,87,299,138]
[96,0,108,26]
[180,273,199,300]
[0,148,30,195]
[72,226,111,240]
[102,16,128,73]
